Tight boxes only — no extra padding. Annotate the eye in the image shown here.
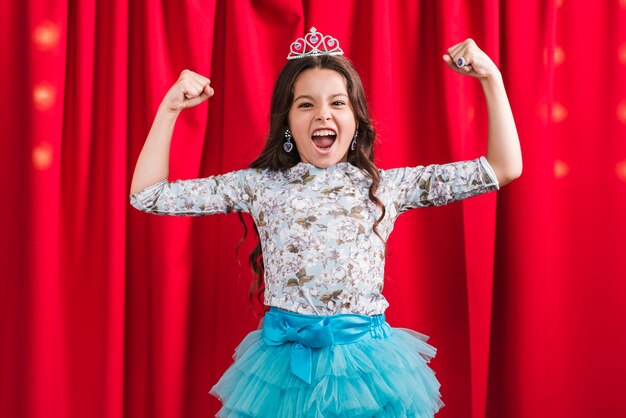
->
[297,102,313,108]
[332,100,346,106]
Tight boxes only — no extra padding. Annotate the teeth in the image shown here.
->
[312,129,336,137]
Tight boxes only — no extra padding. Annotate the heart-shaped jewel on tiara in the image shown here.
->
[287,27,344,60]
[289,40,304,56]
[323,35,341,52]
[305,27,323,50]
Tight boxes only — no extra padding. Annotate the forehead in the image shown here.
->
[293,68,348,95]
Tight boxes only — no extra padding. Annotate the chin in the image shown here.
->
[304,154,348,168]
[301,146,349,168]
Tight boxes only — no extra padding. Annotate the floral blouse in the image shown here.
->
[130,157,499,316]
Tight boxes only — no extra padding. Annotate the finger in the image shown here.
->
[187,74,205,92]
[182,87,193,100]
[443,54,477,78]
[448,45,463,60]
[194,74,214,94]
[460,40,482,64]
[182,86,197,100]
[182,87,201,100]
[453,46,473,68]
[452,55,470,68]
[179,70,209,93]
[443,54,458,69]
[203,84,214,97]
[446,49,462,67]
[446,46,466,68]
[182,69,208,83]
[190,79,205,96]
[184,92,210,108]
[449,39,478,66]
[449,41,467,57]
[442,54,463,74]
[198,83,212,98]
[447,42,463,55]
[192,80,213,100]
[187,71,210,87]
[181,79,204,99]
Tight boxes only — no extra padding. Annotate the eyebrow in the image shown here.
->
[293,93,349,102]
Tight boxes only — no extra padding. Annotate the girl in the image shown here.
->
[130,28,521,417]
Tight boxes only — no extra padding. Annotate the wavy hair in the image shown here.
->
[240,55,386,304]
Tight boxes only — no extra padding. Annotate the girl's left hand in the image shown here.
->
[443,39,500,80]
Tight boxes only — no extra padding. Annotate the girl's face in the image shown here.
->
[288,68,357,168]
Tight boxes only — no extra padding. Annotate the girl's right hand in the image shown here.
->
[161,69,214,113]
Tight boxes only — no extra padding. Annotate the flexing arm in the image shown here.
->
[130,70,213,195]
[443,39,522,187]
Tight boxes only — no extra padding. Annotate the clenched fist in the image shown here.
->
[443,39,500,80]
[162,69,214,112]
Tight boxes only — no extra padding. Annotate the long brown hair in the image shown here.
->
[243,55,386,304]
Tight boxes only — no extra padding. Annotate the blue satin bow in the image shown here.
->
[262,308,390,384]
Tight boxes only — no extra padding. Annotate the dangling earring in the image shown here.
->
[351,130,358,151]
[283,128,294,153]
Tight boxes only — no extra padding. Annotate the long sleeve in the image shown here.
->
[129,168,259,216]
[382,156,499,215]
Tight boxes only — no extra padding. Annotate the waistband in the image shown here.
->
[262,307,392,384]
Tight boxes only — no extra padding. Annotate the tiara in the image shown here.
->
[287,27,344,60]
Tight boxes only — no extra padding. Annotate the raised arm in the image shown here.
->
[443,39,522,187]
[130,70,214,195]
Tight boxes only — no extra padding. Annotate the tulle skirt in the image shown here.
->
[210,308,443,417]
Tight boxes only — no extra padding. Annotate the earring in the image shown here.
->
[283,129,294,153]
[351,130,358,151]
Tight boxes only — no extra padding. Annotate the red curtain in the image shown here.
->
[2,1,625,417]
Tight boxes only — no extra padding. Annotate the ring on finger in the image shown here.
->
[456,56,469,67]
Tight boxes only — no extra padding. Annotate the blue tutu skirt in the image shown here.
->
[210,308,443,417]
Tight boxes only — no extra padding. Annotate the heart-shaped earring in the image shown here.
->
[283,129,294,153]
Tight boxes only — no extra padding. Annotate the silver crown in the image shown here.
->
[287,27,344,60]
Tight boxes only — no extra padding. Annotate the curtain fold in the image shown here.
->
[2,1,625,417]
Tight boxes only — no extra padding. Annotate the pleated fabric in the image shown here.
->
[210,310,443,418]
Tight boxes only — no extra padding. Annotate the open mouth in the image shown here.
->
[311,128,337,151]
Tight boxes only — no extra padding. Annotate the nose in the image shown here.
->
[315,105,332,121]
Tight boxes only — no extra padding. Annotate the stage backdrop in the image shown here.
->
[2,0,626,417]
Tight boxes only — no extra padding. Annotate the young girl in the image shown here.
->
[130,28,521,417]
